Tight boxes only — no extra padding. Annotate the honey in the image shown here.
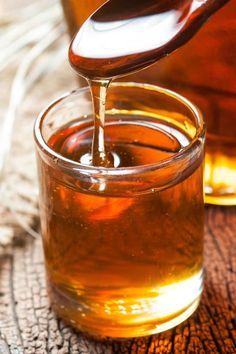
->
[36,97,204,337]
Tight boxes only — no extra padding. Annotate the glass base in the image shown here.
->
[48,272,203,339]
[205,193,236,206]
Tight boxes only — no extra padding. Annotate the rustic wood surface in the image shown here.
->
[0,207,235,353]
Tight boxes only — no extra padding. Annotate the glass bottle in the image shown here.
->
[132,1,236,206]
[60,0,236,206]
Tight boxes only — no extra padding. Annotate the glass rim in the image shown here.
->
[34,81,205,177]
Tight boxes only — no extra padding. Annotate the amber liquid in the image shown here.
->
[49,0,206,337]
[40,111,204,338]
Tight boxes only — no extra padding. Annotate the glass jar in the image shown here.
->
[60,0,235,206]
[129,1,236,205]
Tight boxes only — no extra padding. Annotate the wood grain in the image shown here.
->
[0,206,235,354]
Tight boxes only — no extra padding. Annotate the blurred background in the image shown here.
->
[0,0,75,245]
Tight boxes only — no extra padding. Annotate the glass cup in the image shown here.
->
[34,82,205,338]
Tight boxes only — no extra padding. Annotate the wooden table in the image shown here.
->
[0,206,235,354]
